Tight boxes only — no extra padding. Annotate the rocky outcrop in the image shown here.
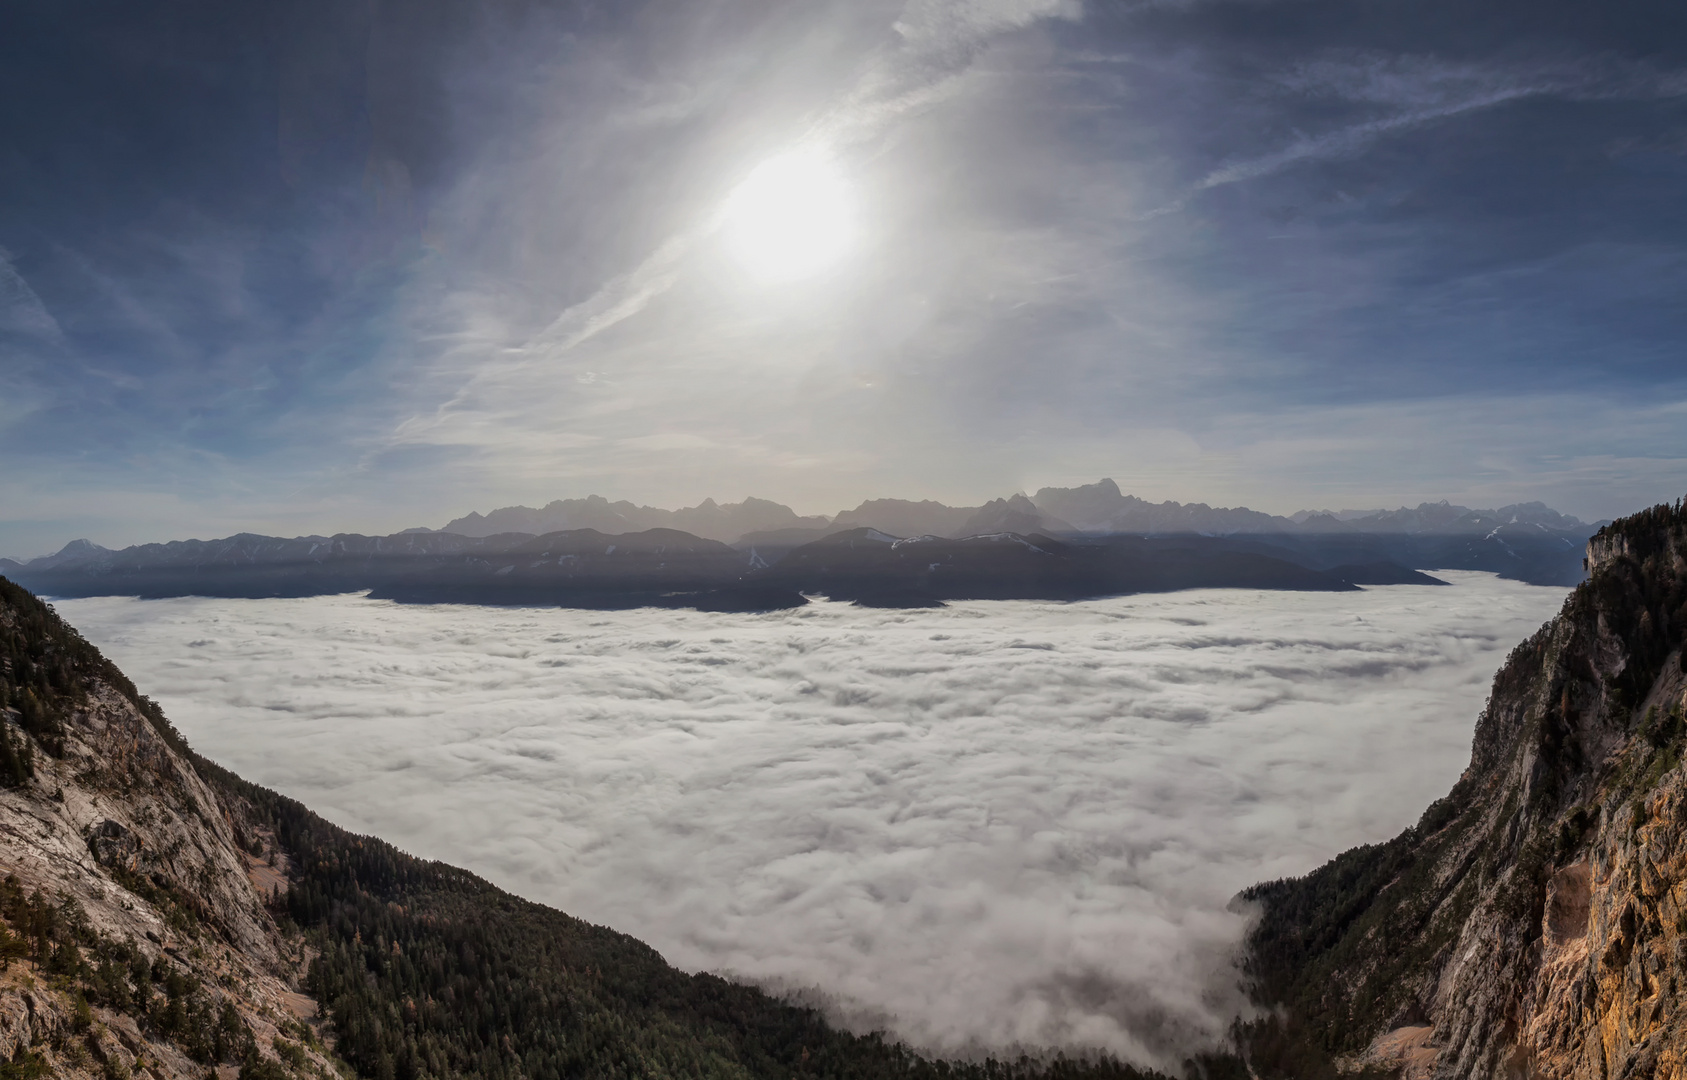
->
[0,577,336,1079]
[1243,499,1687,1080]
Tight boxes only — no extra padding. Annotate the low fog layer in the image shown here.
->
[60,576,1567,1066]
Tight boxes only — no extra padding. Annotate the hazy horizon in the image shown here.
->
[1,479,1611,560]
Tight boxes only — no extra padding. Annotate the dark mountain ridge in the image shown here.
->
[0,524,1441,610]
[0,527,780,609]
[419,482,1598,586]
[752,528,1443,607]
[439,495,829,544]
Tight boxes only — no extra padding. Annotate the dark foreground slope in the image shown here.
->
[1242,499,1687,1080]
[1,529,786,610]
[0,573,1176,1080]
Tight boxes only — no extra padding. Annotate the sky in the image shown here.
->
[3,0,1687,555]
[57,574,1570,1068]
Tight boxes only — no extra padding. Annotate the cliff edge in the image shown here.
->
[0,577,335,1078]
[1244,499,1687,1080]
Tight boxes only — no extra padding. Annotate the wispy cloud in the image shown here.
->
[530,235,696,354]
[823,0,1081,142]
[1165,54,1687,198]
[1193,86,1541,191]
[0,248,64,343]
[446,0,1079,368]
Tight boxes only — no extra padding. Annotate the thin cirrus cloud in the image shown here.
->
[62,573,1569,1069]
[1138,53,1687,207]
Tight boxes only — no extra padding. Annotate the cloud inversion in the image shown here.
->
[62,574,1568,1067]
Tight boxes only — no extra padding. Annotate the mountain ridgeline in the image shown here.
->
[1241,498,1687,1080]
[0,481,1591,609]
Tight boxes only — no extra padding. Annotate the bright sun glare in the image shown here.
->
[721,148,855,282]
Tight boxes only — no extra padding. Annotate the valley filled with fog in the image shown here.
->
[60,575,1567,1066]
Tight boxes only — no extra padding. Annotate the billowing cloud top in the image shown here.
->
[62,573,1567,1067]
[2,0,1685,554]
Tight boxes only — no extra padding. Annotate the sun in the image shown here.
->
[721,148,856,282]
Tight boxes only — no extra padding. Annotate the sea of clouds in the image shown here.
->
[58,574,1568,1067]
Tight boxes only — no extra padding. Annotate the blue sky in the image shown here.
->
[3,0,1686,554]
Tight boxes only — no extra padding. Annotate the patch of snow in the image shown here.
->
[890,535,941,550]
[964,533,1048,553]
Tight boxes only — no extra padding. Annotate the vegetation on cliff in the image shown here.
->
[1242,498,1687,1080]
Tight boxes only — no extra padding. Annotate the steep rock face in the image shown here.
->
[1243,500,1687,1080]
[0,579,333,1078]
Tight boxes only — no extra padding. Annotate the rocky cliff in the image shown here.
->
[1243,498,1687,1080]
[0,577,337,1078]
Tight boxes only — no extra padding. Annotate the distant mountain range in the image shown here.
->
[434,478,1596,547]
[0,480,1600,608]
[439,495,829,543]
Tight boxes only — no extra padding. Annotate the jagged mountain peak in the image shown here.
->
[438,494,826,542]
